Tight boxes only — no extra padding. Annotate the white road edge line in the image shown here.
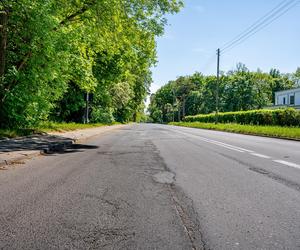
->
[273,160,300,170]
[250,153,271,159]
[199,138,245,153]
[203,139,254,153]
[174,129,254,153]
[175,130,248,153]
[173,128,300,169]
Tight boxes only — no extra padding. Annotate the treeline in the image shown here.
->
[0,0,183,128]
[149,63,300,123]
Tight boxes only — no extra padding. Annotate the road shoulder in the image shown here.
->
[0,124,124,169]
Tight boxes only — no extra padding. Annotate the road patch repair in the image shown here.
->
[153,171,175,184]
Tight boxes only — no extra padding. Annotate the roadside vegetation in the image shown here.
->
[0,0,183,130]
[149,64,300,140]
[170,109,300,140]
[170,122,300,140]
[0,122,120,138]
[36,122,119,132]
[149,64,300,123]
[184,108,300,126]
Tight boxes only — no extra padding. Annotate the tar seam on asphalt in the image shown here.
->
[249,167,300,192]
[218,152,300,193]
[151,141,207,250]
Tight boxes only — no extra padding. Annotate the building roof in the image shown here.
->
[275,87,300,95]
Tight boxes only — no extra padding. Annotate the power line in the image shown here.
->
[213,0,299,120]
[222,0,299,54]
[222,1,299,54]
[220,0,294,50]
[221,0,299,53]
[221,0,298,52]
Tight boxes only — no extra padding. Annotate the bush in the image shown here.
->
[184,108,300,127]
[90,107,115,124]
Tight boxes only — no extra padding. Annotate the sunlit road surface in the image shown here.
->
[0,123,300,249]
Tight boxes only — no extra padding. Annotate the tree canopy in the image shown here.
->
[149,64,299,123]
[0,0,183,128]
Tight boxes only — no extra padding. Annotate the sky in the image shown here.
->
[150,0,300,95]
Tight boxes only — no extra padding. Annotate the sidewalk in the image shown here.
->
[0,124,124,168]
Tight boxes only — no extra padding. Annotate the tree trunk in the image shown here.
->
[0,10,8,79]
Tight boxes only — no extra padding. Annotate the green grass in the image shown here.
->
[169,122,300,140]
[0,122,119,138]
[0,128,36,138]
[37,122,113,132]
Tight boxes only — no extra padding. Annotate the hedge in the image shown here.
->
[183,108,300,127]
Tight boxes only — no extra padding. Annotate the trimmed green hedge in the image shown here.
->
[184,108,300,126]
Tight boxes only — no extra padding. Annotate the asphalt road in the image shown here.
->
[1,124,300,249]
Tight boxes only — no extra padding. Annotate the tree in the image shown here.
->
[0,0,183,127]
[149,63,299,123]
[269,68,294,104]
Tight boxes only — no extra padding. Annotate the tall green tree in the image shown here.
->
[0,0,183,127]
[149,63,298,123]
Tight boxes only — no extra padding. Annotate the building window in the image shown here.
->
[283,97,286,105]
[290,95,295,105]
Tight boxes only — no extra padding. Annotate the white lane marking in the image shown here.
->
[172,128,300,170]
[273,160,300,170]
[197,137,245,152]
[250,153,271,159]
[202,138,254,153]
[175,130,251,153]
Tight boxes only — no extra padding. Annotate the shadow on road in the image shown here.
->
[0,134,98,154]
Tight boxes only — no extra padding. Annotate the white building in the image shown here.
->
[275,87,300,108]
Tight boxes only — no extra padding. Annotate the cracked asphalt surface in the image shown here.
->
[0,124,202,250]
[1,123,300,249]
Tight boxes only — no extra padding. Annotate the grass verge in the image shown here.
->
[0,122,119,138]
[0,128,35,138]
[169,122,300,140]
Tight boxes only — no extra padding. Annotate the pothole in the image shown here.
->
[153,171,175,184]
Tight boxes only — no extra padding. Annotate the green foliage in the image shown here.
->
[184,108,300,127]
[91,107,115,124]
[151,109,163,123]
[51,82,86,123]
[0,122,114,138]
[37,122,110,132]
[0,0,183,128]
[170,122,300,140]
[149,64,298,123]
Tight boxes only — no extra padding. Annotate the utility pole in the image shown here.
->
[182,96,186,119]
[85,92,89,124]
[178,97,181,122]
[215,48,220,123]
[172,89,176,122]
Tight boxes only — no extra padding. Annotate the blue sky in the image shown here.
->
[150,0,300,94]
